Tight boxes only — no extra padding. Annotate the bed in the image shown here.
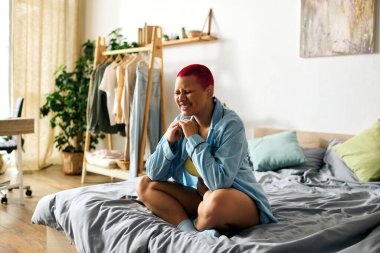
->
[32,128,380,253]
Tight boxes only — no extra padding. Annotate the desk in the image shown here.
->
[0,117,34,204]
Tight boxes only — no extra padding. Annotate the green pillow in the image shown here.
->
[332,119,380,182]
[248,131,306,171]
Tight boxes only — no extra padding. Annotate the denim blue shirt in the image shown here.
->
[145,97,277,224]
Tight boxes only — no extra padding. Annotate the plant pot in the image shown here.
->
[61,151,84,175]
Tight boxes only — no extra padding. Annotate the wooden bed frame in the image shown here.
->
[46,128,353,252]
[254,128,352,148]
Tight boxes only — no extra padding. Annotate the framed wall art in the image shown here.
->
[300,0,375,57]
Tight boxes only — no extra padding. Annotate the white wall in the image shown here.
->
[83,0,380,136]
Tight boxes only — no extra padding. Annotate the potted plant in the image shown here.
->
[40,40,104,175]
[41,29,136,175]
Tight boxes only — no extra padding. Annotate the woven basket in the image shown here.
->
[116,160,130,170]
[186,30,203,38]
[61,151,83,175]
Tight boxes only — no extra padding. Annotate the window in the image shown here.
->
[0,0,10,118]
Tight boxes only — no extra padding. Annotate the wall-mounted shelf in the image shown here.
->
[163,35,218,47]
[101,35,218,57]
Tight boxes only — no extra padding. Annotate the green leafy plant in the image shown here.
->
[108,28,138,51]
[40,40,104,152]
[40,29,137,153]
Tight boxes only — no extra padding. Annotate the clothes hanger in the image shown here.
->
[102,55,113,63]
[114,54,123,63]
[113,54,132,70]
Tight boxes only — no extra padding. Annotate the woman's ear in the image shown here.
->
[207,87,214,97]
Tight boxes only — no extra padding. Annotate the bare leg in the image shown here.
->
[136,176,202,226]
[195,188,260,234]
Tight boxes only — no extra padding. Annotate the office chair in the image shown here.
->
[0,97,32,204]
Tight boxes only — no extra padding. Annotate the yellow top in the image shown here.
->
[184,157,200,177]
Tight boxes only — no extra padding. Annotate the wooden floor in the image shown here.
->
[0,163,113,253]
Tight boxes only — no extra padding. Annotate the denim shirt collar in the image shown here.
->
[210,97,224,130]
[205,97,224,145]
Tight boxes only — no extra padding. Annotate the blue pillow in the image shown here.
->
[248,131,306,171]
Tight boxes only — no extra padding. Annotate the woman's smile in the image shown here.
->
[179,102,191,112]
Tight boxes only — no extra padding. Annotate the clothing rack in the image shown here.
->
[81,26,167,183]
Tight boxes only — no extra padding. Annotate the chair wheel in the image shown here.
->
[26,189,32,197]
[1,196,7,204]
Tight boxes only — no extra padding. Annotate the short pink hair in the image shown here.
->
[176,64,214,90]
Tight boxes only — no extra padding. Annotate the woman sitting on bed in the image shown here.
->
[137,64,276,236]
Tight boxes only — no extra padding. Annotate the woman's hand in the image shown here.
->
[178,119,198,139]
[166,120,183,146]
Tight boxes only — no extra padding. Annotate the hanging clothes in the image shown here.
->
[120,53,142,161]
[99,62,118,126]
[129,60,162,178]
[122,53,142,124]
[86,66,98,124]
[89,61,125,136]
[88,62,111,132]
[115,64,125,124]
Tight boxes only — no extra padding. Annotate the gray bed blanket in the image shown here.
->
[32,168,380,253]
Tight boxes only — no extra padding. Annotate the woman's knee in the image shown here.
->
[136,175,152,200]
[198,189,228,221]
[198,189,260,231]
